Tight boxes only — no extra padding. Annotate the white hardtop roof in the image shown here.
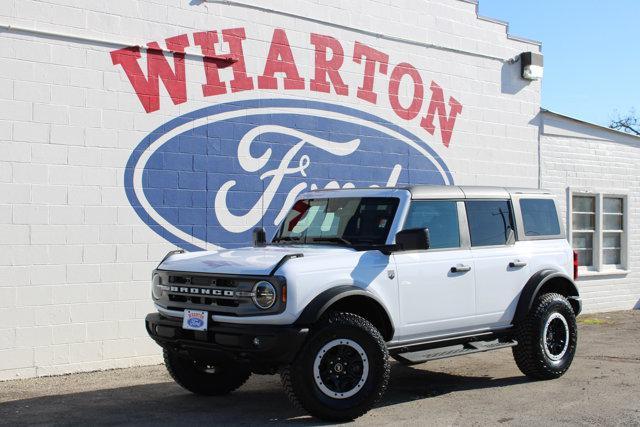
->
[302,185,553,200]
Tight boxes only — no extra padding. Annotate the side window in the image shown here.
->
[519,198,561,236]
[466,200,514,247]
[403,201,460,249]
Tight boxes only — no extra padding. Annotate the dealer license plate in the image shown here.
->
[182,309,208,331]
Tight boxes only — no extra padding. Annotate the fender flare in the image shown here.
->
[294,285,395,339]
[514,269,581,323]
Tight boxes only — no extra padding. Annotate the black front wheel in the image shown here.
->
[163,348,251,395]
[512,292,578,379]
[281,312,390,422]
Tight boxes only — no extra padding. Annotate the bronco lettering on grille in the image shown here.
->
[169,286,242,298]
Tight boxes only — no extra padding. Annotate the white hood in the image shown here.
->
[158,245,356,276]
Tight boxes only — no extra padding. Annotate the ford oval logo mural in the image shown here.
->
[125,99,453,251]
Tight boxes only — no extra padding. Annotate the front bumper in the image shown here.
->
[145,312,308,366]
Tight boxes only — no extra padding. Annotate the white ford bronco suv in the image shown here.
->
[146,185,581,421]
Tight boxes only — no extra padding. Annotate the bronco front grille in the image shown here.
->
[153,269,286,317]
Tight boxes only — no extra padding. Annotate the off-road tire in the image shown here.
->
[512,292,578,380]
[163,348,251,395]
[281,312,390,422]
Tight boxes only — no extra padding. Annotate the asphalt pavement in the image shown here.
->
[1,310,639,426]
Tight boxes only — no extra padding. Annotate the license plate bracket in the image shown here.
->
[182,309,208,331]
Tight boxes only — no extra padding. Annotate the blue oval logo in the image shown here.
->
[187,317,204,328]
[125,99,453,251]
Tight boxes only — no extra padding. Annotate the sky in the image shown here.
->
[477,1,640,127]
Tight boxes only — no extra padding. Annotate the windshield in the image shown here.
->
[272,197,399,247]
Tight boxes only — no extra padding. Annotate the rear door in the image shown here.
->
[466,200,531,329]
[394,200,477,341]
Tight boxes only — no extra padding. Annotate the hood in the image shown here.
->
[158,245,356,276]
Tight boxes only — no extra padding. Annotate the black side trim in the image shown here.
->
[269,253,303,276]
[388,327,514,354]
[294,286,394,337]
[514,269,580,322]
[158,249,185,267]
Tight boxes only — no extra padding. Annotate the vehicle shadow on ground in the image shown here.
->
[0,364,530,426]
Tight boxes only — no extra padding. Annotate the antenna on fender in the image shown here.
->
[253,227,267,247]
[261,178,265,231]
[253,179,267,247]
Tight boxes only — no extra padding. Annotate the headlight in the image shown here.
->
[152,274,163,299]
[252,281,276,310]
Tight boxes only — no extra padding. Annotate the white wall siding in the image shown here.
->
[0,0,543,380]
[1,0,635,382]
[540,112,640,313]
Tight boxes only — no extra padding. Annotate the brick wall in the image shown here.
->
[540,111,640,313]
[0,0,543,379]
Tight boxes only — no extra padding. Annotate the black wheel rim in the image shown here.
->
[543,313,569,360]
[313,339,369,399]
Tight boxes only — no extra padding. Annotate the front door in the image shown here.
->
[394,200,477,342]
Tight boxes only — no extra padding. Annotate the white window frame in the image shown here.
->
[567,188,629,276]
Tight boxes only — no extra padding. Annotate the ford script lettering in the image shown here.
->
[125,99,453,251]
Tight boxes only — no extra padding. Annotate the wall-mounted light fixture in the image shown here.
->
[520,51,544,81]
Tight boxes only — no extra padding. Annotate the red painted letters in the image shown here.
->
[352,42,389,104]
[258,29,305,90]
[310,34,348,96]
[110,34,189,114]
[193,30,226,97]
[388,63,424,121]
[421,81,463,148]
[111,28,463,146]
[221,28,254,93]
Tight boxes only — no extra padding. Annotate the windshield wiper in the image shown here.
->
[309,237,353,246]
[271,236,303,244]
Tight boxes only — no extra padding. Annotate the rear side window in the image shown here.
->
[520,199,560,236]
[404,201,460,249]
[466,200,514,246]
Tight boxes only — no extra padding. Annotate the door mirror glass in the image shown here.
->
[395,228,430,251]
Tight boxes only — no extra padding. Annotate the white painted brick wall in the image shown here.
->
[0,0,553,380]
[540,112,640,313]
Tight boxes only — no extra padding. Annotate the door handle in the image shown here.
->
[509,260,527,268]
[450,264,471,273]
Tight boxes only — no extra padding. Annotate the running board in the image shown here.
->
[393,339,518,365]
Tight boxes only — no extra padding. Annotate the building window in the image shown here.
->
[569,191,628,273]
[602,197,624,266]
[571,195,596,267]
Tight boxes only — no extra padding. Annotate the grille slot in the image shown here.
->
[167,294,241,308]
[168,275,237,288]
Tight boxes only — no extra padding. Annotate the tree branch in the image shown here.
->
[610,111,640,136]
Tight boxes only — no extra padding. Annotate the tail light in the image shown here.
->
[573,250,579,280]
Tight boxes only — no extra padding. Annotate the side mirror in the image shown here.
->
[395,228,430,251]
[252,227,267,247]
